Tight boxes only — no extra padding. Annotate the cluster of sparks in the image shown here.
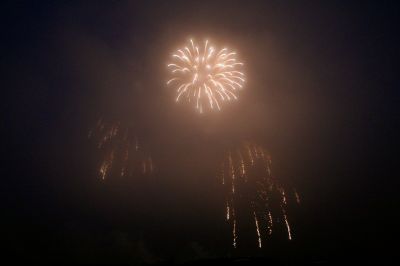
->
[83,38,302,252]
[88,118,154,180]
[167,39,245,113]
[219,142,300,248]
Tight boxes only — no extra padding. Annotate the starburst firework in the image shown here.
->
[167,39,245,113]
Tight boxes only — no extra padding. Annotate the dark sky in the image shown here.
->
[3,0,397,264]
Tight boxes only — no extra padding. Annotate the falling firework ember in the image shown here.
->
[167,38,245,113]
[88,118,154,180]
[219,142,300,249]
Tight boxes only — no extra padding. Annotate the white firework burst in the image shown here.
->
[167,39,245,113]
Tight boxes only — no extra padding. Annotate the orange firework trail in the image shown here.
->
[88,118,154,180]
[167,38,245,113]
[219,142,300,248]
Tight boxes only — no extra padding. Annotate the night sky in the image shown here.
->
[3,1,397,264]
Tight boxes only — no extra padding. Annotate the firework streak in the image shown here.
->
[88,118,154,180]
[219,142,300,248]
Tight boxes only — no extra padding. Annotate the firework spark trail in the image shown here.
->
[226,201,230,221]
[88,119,154,180]
[221,164,225,185]
[167,39,245,113]
[254,211,262,248]
[283,209,292,241]
[266,211,273,235]
[220,142,299,248]
[294,188,301,204]
[232,209,237,248]
[99,153,112,180]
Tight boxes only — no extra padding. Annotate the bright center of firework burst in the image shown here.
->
[167,39,245,113]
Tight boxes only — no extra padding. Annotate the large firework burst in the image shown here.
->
[88,118,154,180]
[167,39,245,113]
[219,142,300,249]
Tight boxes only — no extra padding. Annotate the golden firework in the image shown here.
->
[219,142,300,248]
[167,39,245,113]
[88,118,154,180]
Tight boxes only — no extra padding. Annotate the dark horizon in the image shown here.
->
[3,1,397,264]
